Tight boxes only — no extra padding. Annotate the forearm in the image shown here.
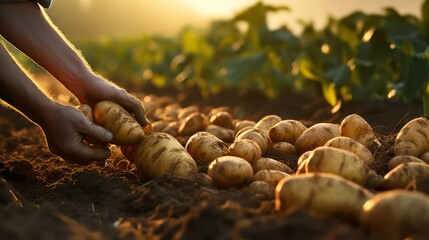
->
[0,2,93,100]
[0,41,57,127]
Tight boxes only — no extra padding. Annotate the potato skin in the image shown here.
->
[394,117,429,157]
[228,139,262,164]
[340,114,377,150]
[185,132,228,163]
[361,190,429,239]
[205,125,235,143]
[252,157,294,174]
[94,101,145,145]
[234,120,256,135]
[255,115,282,134]
[268,120,307,144]
[305,146,369,185]
[207,156,253,189]
[387,155,426,170]
[235,127,268,154]
[324,136,374,165]
[178,112,209,136]
[252,169,290,186]
[275,173,373,220]
[134,132,198,181]
[295,123,340,154]
[209,111,234,129]
[77,104,94,122]
[383,162,429,189]
[266,142,296,156]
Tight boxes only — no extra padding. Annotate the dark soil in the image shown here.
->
[0,81,425,240]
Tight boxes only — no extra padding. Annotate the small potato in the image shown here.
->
[296,151,312,174]
[247,180,274,195]
[152,120,169,132]
[340,114,378,150]
[420,151,429,164]
[394,117,429,157]
[275,173,373,220]
[134,132,198,181]
[178,112,209,136]
[254,115,282,134]
[209,111,234,129]
[305,146,369,185]
[383,162,429,189]
[268,120,307,144]
[252,157,294,174]
[228,139,262,164]
[388,155,426,170]
[207,156,253,189]
[205,124,235,143]
[142,100,157,117]
[77,104,94,122]
[207,106,232,119]
[163,121,179,137]
[324,136,374,165]
[361,190,429,239]
[295,123,340,154]
[235,127,268,154]
[177,105,199,122]
[266,142,296,156]
[94,101,146,145]
[252,169,290,186]
[185,132,228,163]
[234,120,256,135]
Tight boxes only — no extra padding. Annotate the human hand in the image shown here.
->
[39,103,114,164]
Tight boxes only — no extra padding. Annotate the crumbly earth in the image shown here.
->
[0,80,426,240]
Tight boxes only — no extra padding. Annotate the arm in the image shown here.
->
[0,42,113,164]
[0,1,149,126]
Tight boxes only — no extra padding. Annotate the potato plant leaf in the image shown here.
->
[224,51,267,84]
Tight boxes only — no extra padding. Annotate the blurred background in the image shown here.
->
[46,0,422,40]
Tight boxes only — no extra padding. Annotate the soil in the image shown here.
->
[0,76,426,240]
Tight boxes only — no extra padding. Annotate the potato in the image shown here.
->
[252,157,294,174]
[254,115,282,134]
[388,155,426,170]
[383,162,429,189]
[93,101,146,145]
[205,124,235,143]
[247,180,274,195]
[185,132,228,163]
[296,151,312,174]
[133,132,198,181]
[420,151,429,164]
[151,120,169,132]
[324,136,374,165]
[295,123,340,154]
[177,105,199,121]
[234,120,256,135]
[252,169,290,186]
[340,114,378,150]
[77,104,94,122]
[266,142,296,156]
[178,112,208,136]
[163,121,179,137]
[207,106,232,119]
[209,111,234,129]
[207,156,253,189]
[394,117,429,157]
[268,120,307,144]
[275,173,373,220]
[361,190,429,239]
[228,139,262,164]
[141,100,157,118]
[305,146,369,185]
[235,127,268,154]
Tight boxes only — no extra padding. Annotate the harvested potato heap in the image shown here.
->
[81,96,429,239]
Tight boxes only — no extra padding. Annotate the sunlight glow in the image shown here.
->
[181,0,253,17]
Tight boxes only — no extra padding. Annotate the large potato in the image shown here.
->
[252,157,294,174]
[134,132,198,181]
[254,115,282,134]
[93,101,146,145]
[268,120,307,144]
[383,162,429,189]
[235,127,268,154]
[394,117,429,157]
[361,190,429,239]
[207,156,253,189]
[228,139,262,164]
[275,173,373,220]
[185,132,228,163]
[340,114,378,150]
[294,123,340,154]
[324,136,374,165]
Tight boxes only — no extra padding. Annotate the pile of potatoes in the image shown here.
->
[79,95,429,239]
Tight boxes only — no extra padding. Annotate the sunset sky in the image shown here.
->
[47,0,424,39]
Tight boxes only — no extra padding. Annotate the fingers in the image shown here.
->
[80,118,114,143]
[65,144,111,165]
[116,93,150,127]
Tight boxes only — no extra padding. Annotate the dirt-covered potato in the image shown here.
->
[134,132,198,181]
[361,190,429,239]
[252,169,290,186]
[394,117,429,157]
[252,157,294,174]
[254,115,282,134]
[207,156,253,189]
[93,101,146,145]
[247,180,274,195]
[185,132,228,163]
[324,136,374,165]
[228,139,262,164]
[387,155,427,170]
[295,123,340,154]
[268,120,307,144]
[266,142,296,156]
[340,114,378,150]
[234,120,256,134]
[383,162,429,189]
[305,146,369,185]
[205,124,235,143]
[209,111,234,129]
[275,173,373,220]
[178,112,209,136]
[235,127,268,154]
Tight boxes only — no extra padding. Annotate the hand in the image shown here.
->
[75,73,150,128]
[39,103,114,164]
